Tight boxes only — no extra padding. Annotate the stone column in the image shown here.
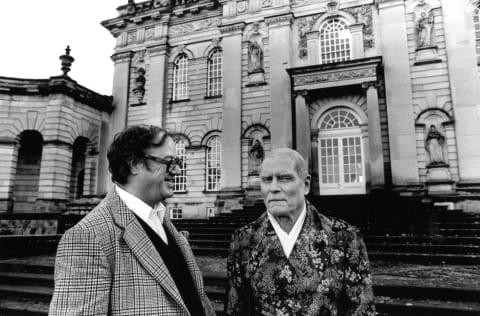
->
[363,81,385,189]
[218,22,245,192]
[294,90,311,165]
[36,140,73,212]
[146,40,169,127]
[106,51,132,192]
[0,138,17,212]
[441,0,480,182]
[266,13,294,149]
[378,0,419,185]
[306,31,319,65]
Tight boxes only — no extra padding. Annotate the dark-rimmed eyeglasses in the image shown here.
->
[144,154,183,173]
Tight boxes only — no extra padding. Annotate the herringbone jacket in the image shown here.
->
[49,190,215,316]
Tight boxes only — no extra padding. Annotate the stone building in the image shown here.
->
[0,48,112,213]
[99,0,480,219]
[2,0,480,219]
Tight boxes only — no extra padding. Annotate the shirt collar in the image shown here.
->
[267,202,307,241]
[115,185,166,224]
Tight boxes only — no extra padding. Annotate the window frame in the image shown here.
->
[319,18,352,64]
[205,136,221,192]
[173,138,187,192]
[173,54,189,101]
[207,48,223,97]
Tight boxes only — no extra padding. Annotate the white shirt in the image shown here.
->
[116,185,168,244]
[267,202,307,258]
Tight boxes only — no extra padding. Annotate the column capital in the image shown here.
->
[361,81,379,90]
[265,13,294,27]
[219,22,245,35]
[293,90,308,99]
[111,51,132,63]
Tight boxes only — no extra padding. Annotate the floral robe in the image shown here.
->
[225,201,375,316]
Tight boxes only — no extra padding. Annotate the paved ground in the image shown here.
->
[3,254,480,292]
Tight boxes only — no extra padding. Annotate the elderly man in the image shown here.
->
[49,125,215,316]
[225,148,375,315]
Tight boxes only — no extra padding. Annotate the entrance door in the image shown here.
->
[317,109,366,195]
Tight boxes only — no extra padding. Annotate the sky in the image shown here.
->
[0,1,128,95]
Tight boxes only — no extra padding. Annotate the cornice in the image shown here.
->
[0,76,113,114]
[111,51,133,63]
[218,21,246,34]
[147,42,170,56]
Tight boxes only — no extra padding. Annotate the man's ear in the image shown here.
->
[304,174,311,195]
[128,159,141,175]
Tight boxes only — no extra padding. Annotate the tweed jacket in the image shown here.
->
[49,190,215,316]
[225,201,375,316]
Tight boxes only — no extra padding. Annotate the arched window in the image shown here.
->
[174,139,187,192]
[474,6,480,59]
[173,54,188,101]
[69,137,88,199]
[317,108,365,195]
[319,18,351,64]
[207,48,222,97]
[206,136,221,191]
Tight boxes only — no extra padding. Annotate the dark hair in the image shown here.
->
[107,125,170,185]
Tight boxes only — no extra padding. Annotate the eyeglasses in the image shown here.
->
[144,154,183,173]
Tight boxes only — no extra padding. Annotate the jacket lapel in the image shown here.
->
[108,190,188,313]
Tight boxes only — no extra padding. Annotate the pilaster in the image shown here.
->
[146,41,169,126]
[266,13,294,149]
[36,140,72,212]
[0,138,17,212]
[378,0,419,185]
[218,22,245,191]
[441,0,480,181]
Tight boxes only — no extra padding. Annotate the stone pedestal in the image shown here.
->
[247,70,265,85]
[414,46,441,65]
[426,164,454,194]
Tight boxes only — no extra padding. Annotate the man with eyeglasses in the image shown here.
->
[49,125,215,316]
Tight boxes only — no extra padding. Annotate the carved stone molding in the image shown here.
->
[294,67,376,86]
[170,17,219,35]
[147,43,169,56]
[265,13,294,27]
[219,22,246,34]
[111,51,133,63]
[293,90,308,98]
[361,81,379,90]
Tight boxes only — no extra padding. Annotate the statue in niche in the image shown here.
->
[416,10,434,48]
[248,40,263,73]
[248,138,264,176]
[425,124,446,165]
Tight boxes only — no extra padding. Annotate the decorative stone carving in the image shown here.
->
[326,0,339,15]
[237,1,248,12]
[425,124,446,166]
[262,0,272,8]
[294,67,376,86]
[248,138,264,176]
[344,5,375,49]
[416,10,434,48]
[248,40,263,73]
[170,18,219,35]
[132,67,146,103]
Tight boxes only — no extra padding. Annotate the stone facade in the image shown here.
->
[0,76,112,213]
[97,0,480,218]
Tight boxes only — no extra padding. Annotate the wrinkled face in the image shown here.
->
[260,155,310,218]
[136,136,180,206]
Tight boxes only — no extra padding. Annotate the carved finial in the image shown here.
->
[127,0,136,14]
[59,45,75,76]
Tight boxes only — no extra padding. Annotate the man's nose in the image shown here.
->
[269,178,280,192]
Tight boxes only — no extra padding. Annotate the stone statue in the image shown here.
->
[425,124,445,165]
[248,139,264,175]
[248,40,263,73]
[417,10,434,48]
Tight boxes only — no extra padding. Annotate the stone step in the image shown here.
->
[189,239,230,248]
[0,271,53,287]
[0,261,54,274]
[0,284,53,302]
[369,252,480,264]
[0,298,49,316]
[367,243,480,254]
[375,297,480,316]
[365,235,480,245]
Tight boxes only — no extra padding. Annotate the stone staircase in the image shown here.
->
[2,196,480,315]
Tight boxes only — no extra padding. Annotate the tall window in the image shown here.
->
[174,139,187,192]
[207,49,222,97]
[206,136,221,191]
[474,6,480,59]
[319,19,351,64]
[173,54,188,100]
